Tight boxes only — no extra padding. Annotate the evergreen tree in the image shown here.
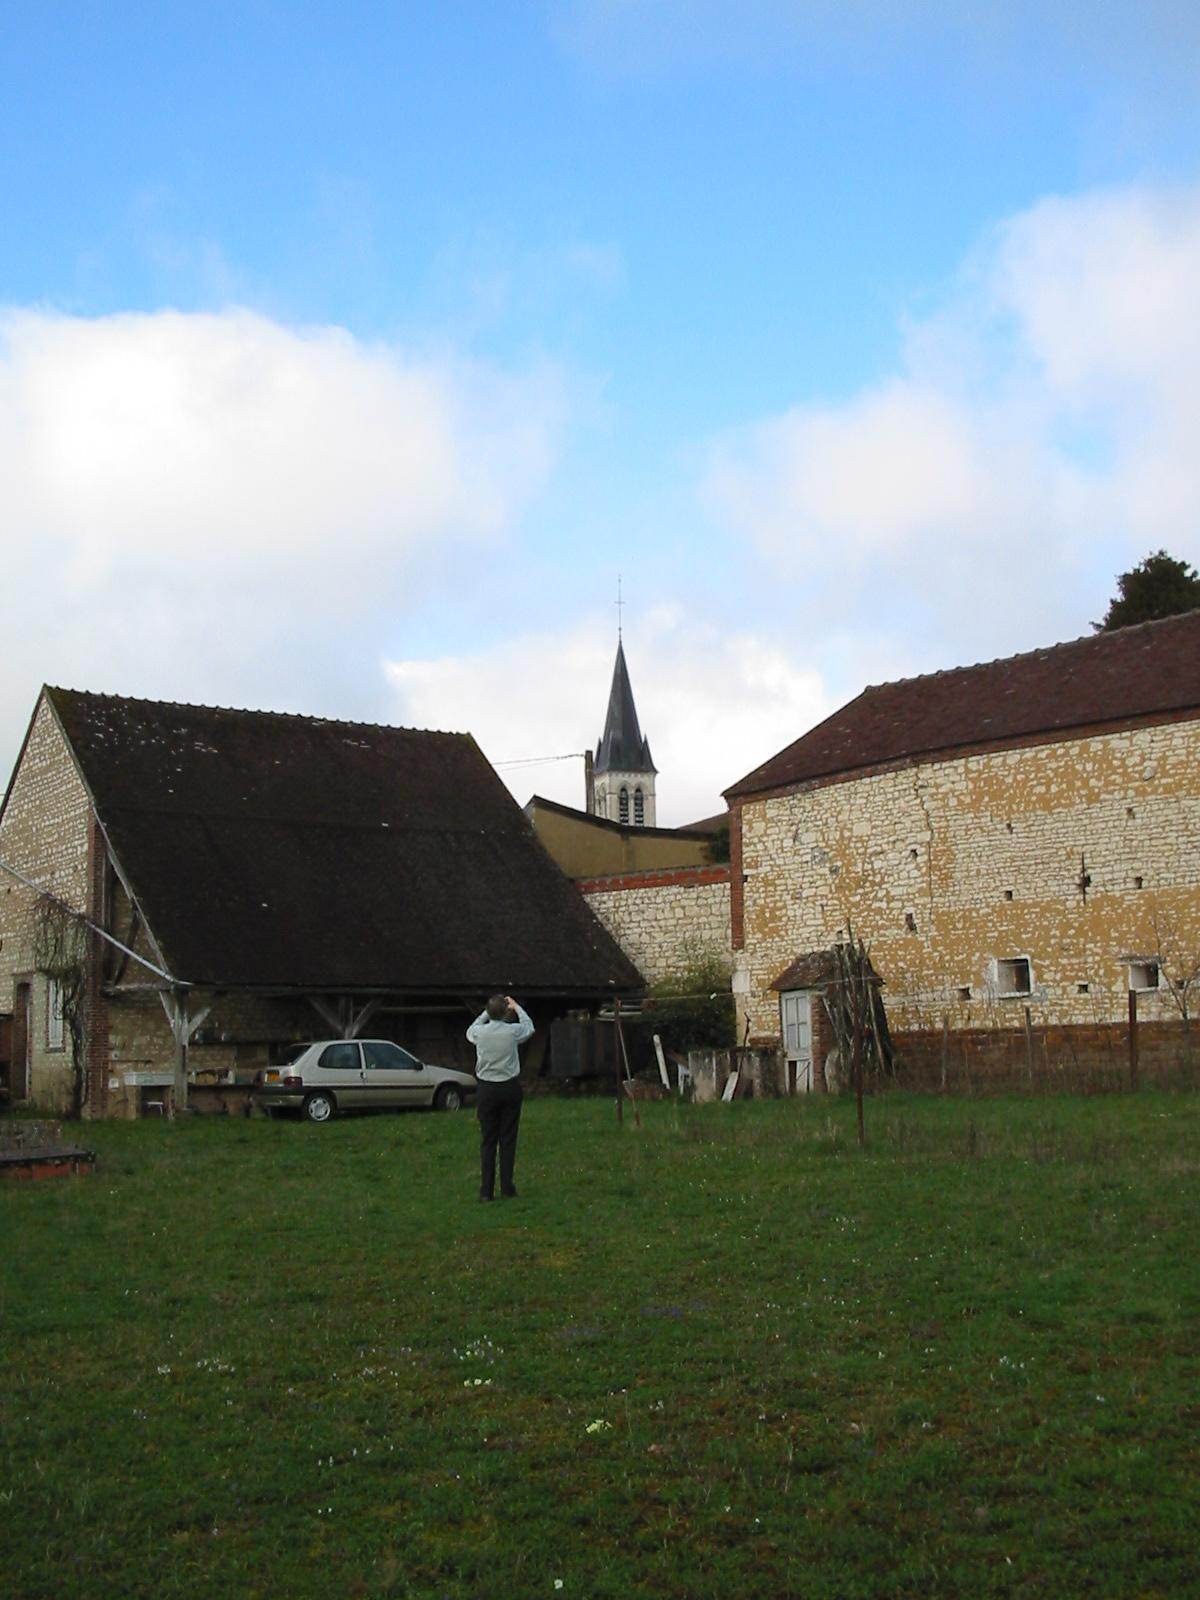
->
[1094,550,1200,631]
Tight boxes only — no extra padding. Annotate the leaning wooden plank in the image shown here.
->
[653,1033,670,1089]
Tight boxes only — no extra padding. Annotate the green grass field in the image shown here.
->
[2,1092,1197,1599]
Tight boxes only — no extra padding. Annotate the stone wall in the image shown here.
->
[580,865,731,985]
[0,695,93,1112]
[732,718,1200,1067]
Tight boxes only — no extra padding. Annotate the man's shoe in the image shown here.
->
[479,1193,494,1202]
[501,1189,519,1199]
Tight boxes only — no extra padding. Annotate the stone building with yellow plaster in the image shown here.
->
[724,612,1200,1087]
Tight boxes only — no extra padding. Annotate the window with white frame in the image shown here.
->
[618,786,629,824]
[633,786,644,825]
[993,957,1032,997]
[47,978,65,1051]
[1126,960,1161,993]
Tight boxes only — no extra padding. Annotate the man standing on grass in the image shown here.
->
[467,994,534,1201]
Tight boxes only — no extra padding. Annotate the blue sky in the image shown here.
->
[3,2,1200,818]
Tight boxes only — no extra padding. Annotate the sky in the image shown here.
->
[3,1,1200,822]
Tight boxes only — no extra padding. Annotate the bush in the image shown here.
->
[634,952,735,1056]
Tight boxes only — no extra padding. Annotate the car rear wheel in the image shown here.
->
[303,1091,336,1123]
[434,1084,464,1112]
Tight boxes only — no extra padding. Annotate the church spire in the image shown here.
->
[591,627,658,827]
[595,639,655,776]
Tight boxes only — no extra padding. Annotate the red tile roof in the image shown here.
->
[726,611,1200,800]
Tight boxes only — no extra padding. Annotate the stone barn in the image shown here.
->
[724,612,1200,1089]
[0,688,642,1117]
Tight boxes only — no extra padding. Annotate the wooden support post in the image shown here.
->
[158,990,212,1116]
[307,995,342,1036]
[940,1012,950,1092]
[1128,989,1139,1091]
[1023,1005,1035,1086]
[170,990,189,1115]
[346,997,381,1040]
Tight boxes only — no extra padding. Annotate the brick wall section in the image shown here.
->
[734,718,1200,1065]
[83,814,110,1117]
[580,865,731,985]
[729,799,745,949]
[0,695,93,1113]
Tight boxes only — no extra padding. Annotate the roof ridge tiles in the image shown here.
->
[859,607,1200,693]
[44,685,469,740]
[727,607,1200,800]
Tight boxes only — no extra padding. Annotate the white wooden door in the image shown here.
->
[780,990,813,1093]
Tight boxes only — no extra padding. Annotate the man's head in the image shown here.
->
[486,993,511,1021]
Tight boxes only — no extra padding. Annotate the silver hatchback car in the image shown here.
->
[254,1039,477,1123]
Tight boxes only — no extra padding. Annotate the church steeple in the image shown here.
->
[591,636,657,826]
[596,640,656,777]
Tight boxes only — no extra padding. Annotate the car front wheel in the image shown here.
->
[303,1091,336,1123]
[434,1084,464,1112]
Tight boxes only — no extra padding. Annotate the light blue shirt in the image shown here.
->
[466,1003,534,1082]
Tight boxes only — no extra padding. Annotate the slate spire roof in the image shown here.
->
[726,609,1200,801]
[39,687,643,995]
[595,641,656,775]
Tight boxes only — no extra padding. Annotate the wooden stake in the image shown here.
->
[1127,989,1139,1091]
[614,997,623,1123]
[615,1002,642,1128]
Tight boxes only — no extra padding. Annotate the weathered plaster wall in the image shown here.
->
[527,800,714,879]
[0,696,93,1111]
[734,719,1200,1049]
[581,866,731,984]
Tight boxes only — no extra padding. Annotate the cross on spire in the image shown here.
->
[616,574,624,640]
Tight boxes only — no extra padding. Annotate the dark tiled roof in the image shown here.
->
[770,951,841,991]
[727,611,1200,800]
[595,641,656,774]
[678,811,727,835]
[525,794,714,839]
[46,689,643,994]
[770,948,881,991]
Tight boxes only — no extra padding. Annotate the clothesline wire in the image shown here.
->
[492,751,589,769]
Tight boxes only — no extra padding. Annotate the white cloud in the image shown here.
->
[385,607,832,823]
[0,307,561,758]
[705,184,1200,666]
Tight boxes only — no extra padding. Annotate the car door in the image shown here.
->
[315,1041,366,1106]
[360,1040,428,1108]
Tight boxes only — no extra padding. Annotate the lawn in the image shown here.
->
[2,1092,1197,1599]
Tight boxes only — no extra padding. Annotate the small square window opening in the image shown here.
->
[1127,961,1160,993]
[995,957,1032,997]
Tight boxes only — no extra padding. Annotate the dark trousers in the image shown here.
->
[476,1077,523,1197]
